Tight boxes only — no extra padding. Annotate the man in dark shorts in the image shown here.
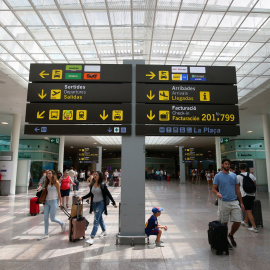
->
[237,163,258,233]
[145,207,168,247]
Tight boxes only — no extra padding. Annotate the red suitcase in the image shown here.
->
[69,203,86,242]
[30,197,39,215]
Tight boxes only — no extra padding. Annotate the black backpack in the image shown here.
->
[240,173,256,193]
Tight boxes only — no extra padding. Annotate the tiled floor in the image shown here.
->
[0,180,269,270]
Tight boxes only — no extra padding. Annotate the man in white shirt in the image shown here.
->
[237,163,258,233]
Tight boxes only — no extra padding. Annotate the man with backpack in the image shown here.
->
[237,163,258,233]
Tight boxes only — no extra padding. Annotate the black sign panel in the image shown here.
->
[26,103,131,124]
[136,104,239,125]
[136,84,238,104]
[136,125,240,136]
[27,83,132,103]
[136,65,236,84]
[29,64,132,83]
[24,125,131,135]
[78,148,98,163]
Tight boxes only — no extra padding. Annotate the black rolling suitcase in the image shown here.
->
[208,221,229,255]
[252,199,263,227]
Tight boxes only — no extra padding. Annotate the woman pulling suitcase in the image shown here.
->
[79,171,117,245]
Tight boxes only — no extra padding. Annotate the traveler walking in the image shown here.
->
[237,163,258,232]
[79,171,117,245]
[38,170,66,240]
[212,159,245,250]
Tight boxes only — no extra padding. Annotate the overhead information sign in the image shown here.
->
[183,148,204,161]
[136,104,239,125]
[136,84,237,104]
[25,103,131,124]
[136,125,240,136]
[27,83,132,103]
[136,65,237,84]
[24,125,131,135]
[78,148,98,163]
[29,64,132,83]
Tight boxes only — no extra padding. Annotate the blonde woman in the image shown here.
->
[39,170,65,240]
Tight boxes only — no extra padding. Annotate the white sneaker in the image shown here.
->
[155,240,164,243]
[38,234,49,240]
[241,221,249,227]
[86,238,94,245]
[61,223,66,232]
[99,231,107,237]
[248,227,258,233]
[156,241,164,247]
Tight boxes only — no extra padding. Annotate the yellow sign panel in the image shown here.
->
[172,74,181,80]
[112,110,123,121]
[159,91,169,100]
[159,110,170,121]
[63,110,73,120]
[159,71,169,80]
[52,70,63,79]
[76,110,87,120]
[200,91,210,101]
[50,89,61,99]
[49,110,60,120]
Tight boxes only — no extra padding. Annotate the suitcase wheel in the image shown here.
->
[83,236,85,239]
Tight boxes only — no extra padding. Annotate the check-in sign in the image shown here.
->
[136,104,239,125]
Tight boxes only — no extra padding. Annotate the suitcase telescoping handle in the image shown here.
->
[219,198,224,224]
[76,200,83,219]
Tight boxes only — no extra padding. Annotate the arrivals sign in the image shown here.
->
[136,84,237,104]
[29,64,132,83]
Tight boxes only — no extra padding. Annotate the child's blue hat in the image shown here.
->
[152,207,163,214]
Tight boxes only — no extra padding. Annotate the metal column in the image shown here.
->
[120,60,145,244]
[179,146,185,183]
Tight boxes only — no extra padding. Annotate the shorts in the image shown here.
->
[60,189,70,197]
[242,195,255,210]
[145,229,159,236]
[217,200,242,223]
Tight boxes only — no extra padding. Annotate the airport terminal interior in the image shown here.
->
[1,0,270,269]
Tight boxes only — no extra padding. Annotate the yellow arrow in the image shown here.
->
[38,89,47,99]
[37,111,45,119]
[39,70,49,78]
[100,110,108,120]
[147,90,155,100]
[146,71,156,79]
[147,110,155,120]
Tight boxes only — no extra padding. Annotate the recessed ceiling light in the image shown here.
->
[93,143,97,144]
[104,149,106,150]
[247,131,253,133]
[70,146,74,148]
[175,146,178,147]
[208,150,211,152]
[0,122,8,125]
[191,137,195,139]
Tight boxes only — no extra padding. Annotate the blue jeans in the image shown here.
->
[91,200,106,238]
[44,199,64,235]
